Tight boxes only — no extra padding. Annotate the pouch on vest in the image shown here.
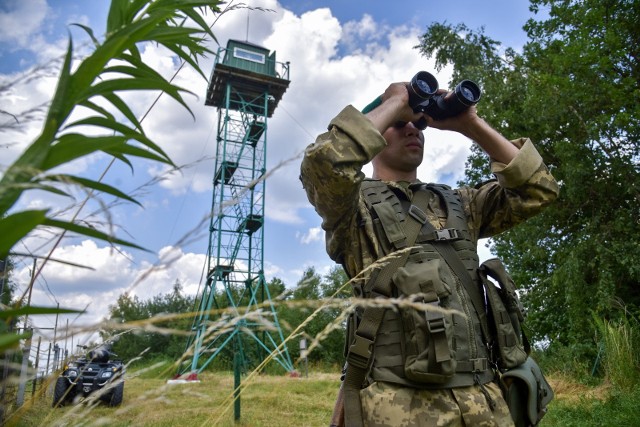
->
[502,357,554,426]
[392,257,457,384]
[479,258,529,370]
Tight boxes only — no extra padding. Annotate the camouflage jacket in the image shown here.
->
[300,105,559,281]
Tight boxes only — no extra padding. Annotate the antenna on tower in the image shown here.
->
[245,8,250,42]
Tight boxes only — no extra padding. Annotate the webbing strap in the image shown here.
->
[343,190,430,427]
[421,220,491,342]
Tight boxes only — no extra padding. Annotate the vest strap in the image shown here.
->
[424,228,462,242]
[343,190,431,427]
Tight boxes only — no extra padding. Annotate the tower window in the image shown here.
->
[233,47,265,64]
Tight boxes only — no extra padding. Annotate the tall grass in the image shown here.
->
[597,313,640,392]
[15,366,640,427]
[16,369,339,427]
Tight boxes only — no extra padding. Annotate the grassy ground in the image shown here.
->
[10,370,339,427]
[7,368,638,426]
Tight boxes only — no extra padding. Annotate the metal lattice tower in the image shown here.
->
[181,40,293,378]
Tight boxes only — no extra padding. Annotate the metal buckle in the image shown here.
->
[434,228,460,241]
[408,205,427,224]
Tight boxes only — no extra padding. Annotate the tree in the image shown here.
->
[103,281,195,362]
[416,0,640,360]
[105,293,151,361]
[276,266,349,368]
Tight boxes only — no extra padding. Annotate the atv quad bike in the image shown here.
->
[53,343,125,407]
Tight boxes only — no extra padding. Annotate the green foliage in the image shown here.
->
[103,280,195,362]
[277,266,349,368]
[416,0,640,357]
[532,344,601,386]
[545,385,640,427]
[0,0,221,355]
[595,312,640,391]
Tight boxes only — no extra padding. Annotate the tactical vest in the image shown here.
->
[355,179,493,389]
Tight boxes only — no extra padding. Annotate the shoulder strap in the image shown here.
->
[415,184,491,342]
[343,188,430,427]
[361,180,408,252]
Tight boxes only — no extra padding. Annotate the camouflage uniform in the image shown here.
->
[360,381,512,427]
[300,105,559,426]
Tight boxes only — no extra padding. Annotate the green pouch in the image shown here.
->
[393,257,456,384]
[501,357,554,426]
[480,258,529,369]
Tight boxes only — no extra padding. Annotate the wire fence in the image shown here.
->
[0,330,75,420]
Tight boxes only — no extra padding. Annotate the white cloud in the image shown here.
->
[0,0,49,46]
[298,226,323,245]
[16,241,207,332]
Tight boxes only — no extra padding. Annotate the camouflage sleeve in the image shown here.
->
[300,105,387,261]
[459,138,559,240]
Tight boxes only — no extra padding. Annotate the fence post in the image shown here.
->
[16,328,33,407]
[32,336,42,397]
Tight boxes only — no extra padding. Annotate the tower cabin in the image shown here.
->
[205,39,290,118]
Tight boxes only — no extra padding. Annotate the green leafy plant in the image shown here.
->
[0,0,221,351]
[416,0,640,357]
[596,313,640,392]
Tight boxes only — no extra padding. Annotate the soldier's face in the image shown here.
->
[377,121,425,173]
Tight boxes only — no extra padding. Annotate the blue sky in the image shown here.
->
[1,0,542,350]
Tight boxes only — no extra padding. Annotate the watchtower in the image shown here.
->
[181,40,293,378]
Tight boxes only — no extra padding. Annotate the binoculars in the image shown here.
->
[407,71,482,121]
[360,71,482,129]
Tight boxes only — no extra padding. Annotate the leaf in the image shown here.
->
[71,17,164,95]
[65,116,171,161]
[70,23,100,47]
[102,92,144,134]
[42,218,149,252]
[105,143,173,166]
[0,306,82,320]
[106,0,127,34]
[0,39,74,213]
[2,182,70,198]
[0,333,29,352]
[103,63,165,80]
[8,252,96,270]
[161,42,208,80]
[42,134,128,170]
[0,210,48,259]
[77,77,195,119]
[123,0,152,27]
[79,99,116,122]
[144,25,201,43]
[43,174,142,206]
[42,35,76,136]
[110,151,135,172]
[182,5,218,41]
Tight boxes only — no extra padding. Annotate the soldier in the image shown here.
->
[300,81,558,426]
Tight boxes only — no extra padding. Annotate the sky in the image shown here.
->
[0,0,543,359]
